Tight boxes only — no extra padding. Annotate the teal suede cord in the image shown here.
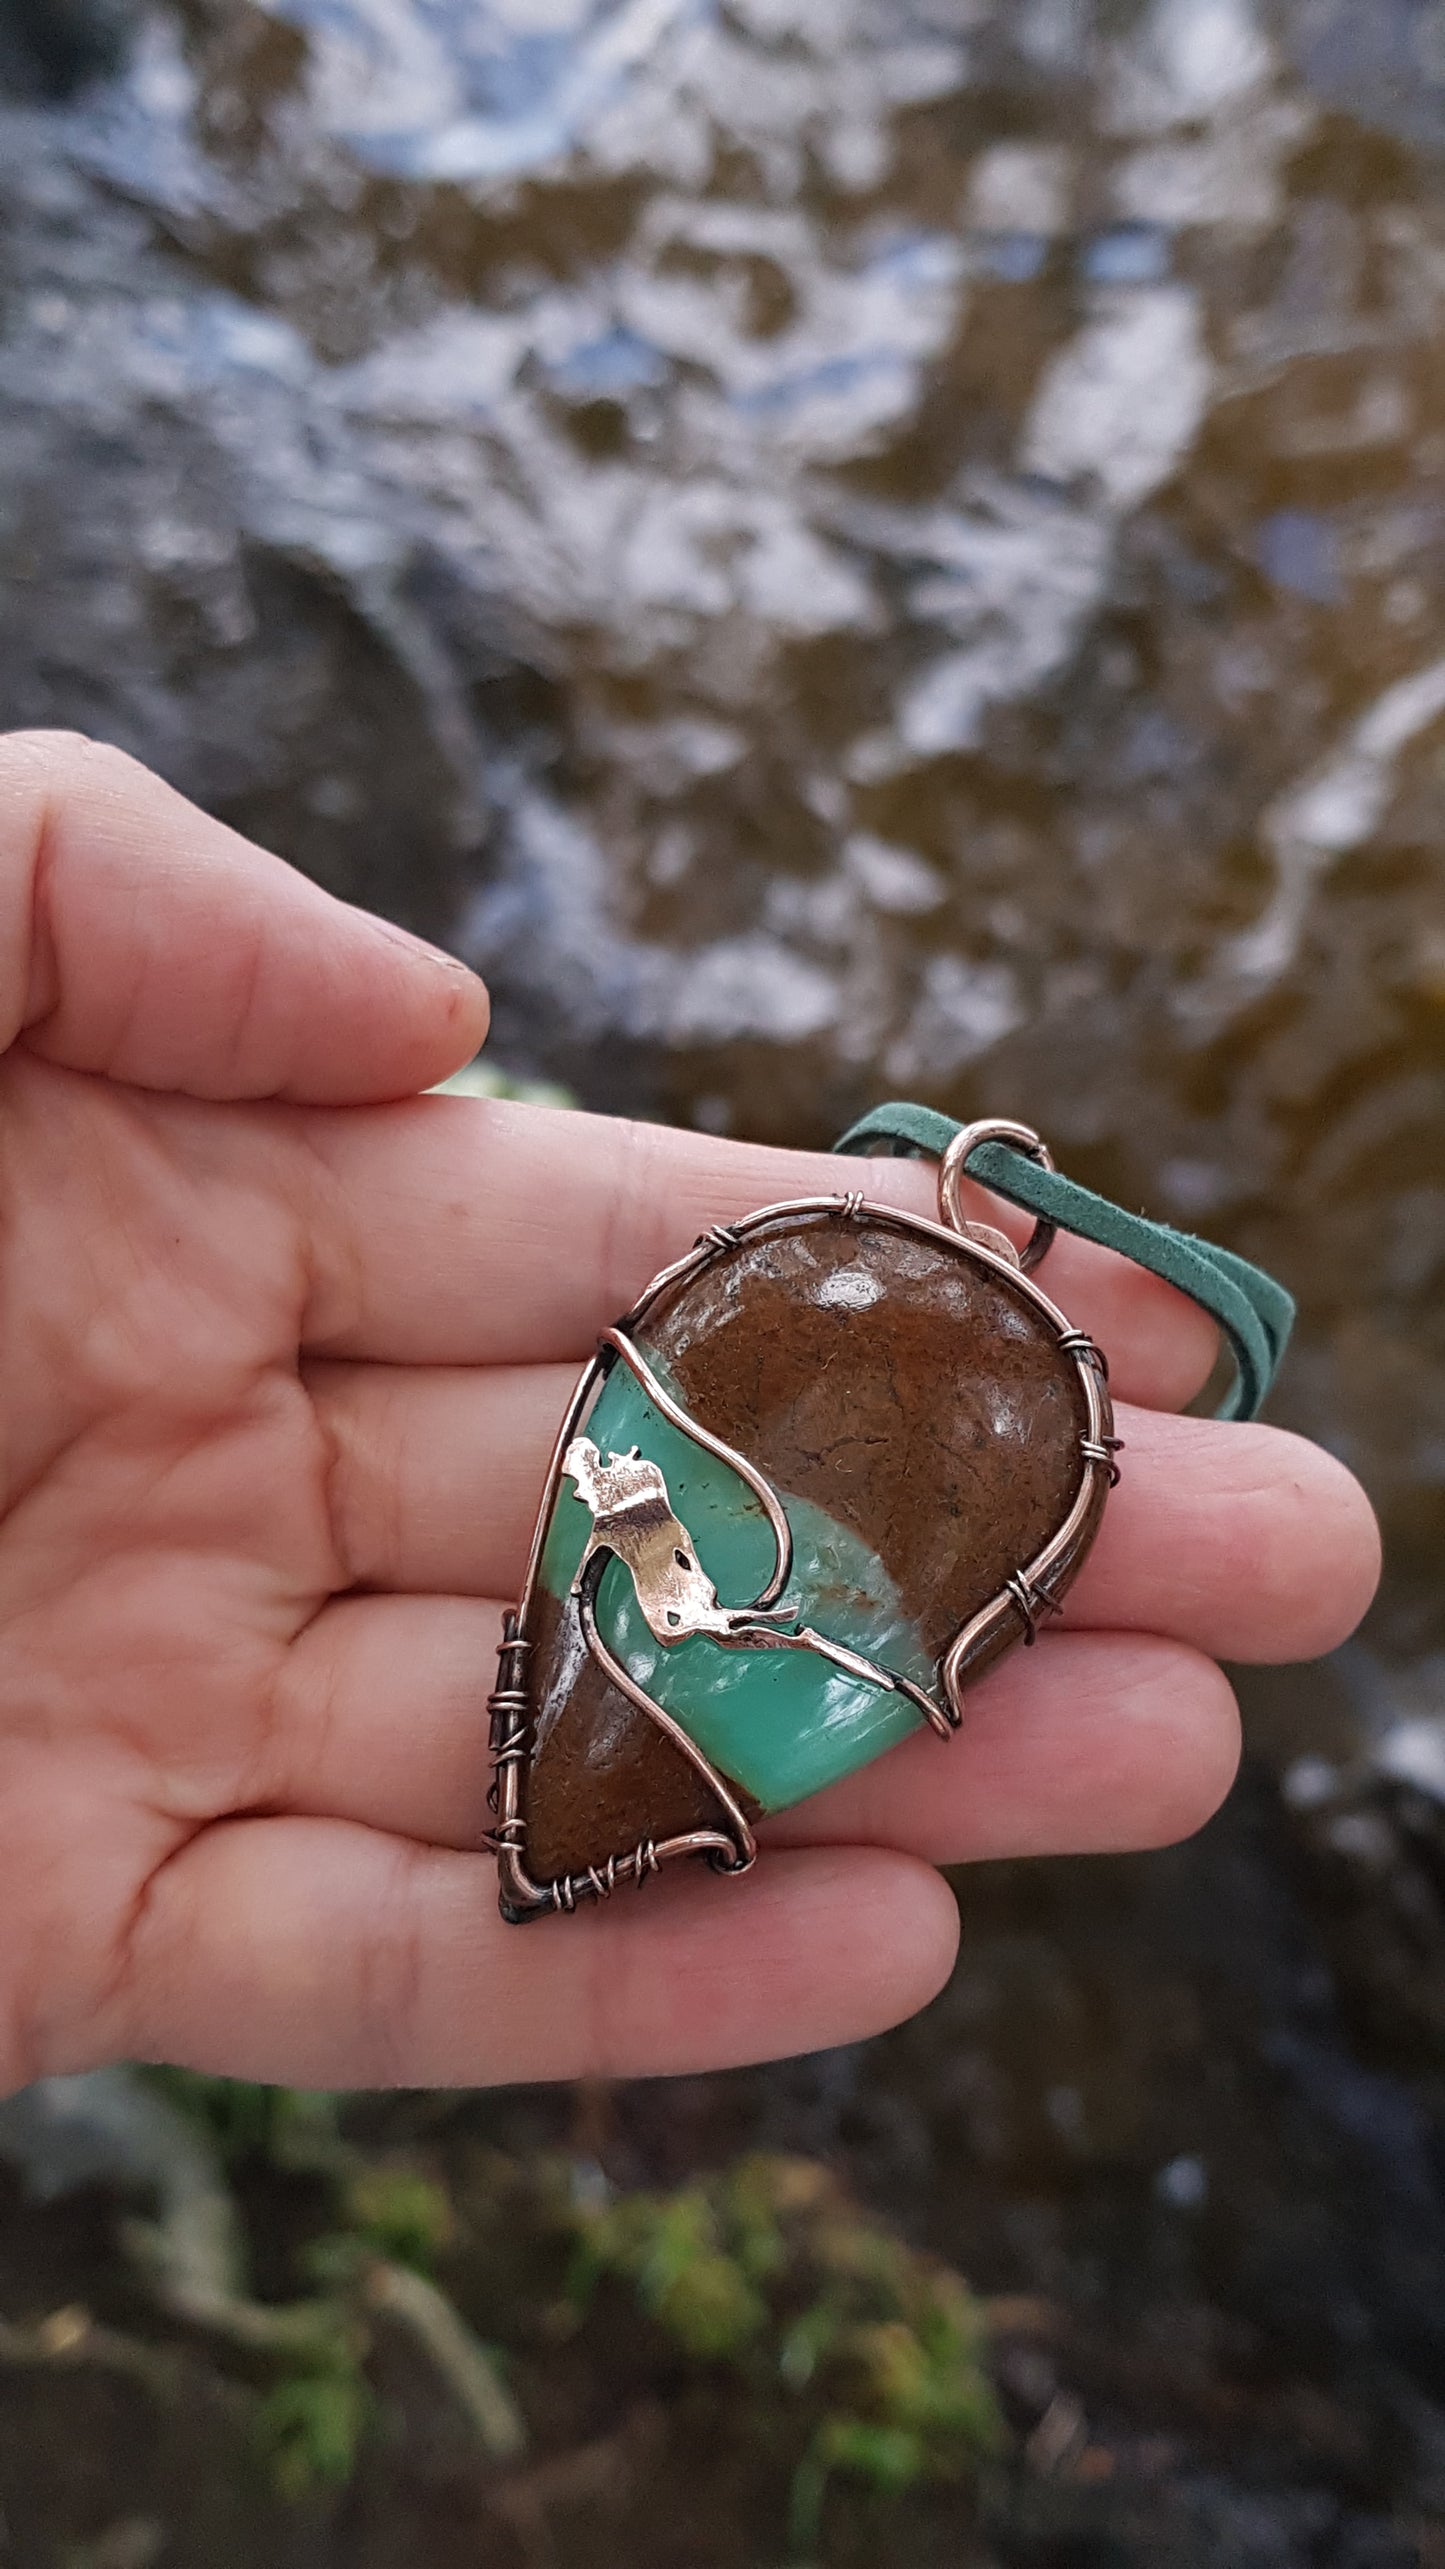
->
[832,1102,1294,1423]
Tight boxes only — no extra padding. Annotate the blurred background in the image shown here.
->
[0,0,1443,2559]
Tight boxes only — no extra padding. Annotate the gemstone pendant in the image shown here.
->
[490,1141,1117,1922]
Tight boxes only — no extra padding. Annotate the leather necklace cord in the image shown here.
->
[832,1101,1294,1423]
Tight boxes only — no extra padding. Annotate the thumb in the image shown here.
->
[0,732,490,1104]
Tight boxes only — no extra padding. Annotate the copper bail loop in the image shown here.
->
[939,1119,1057,1274]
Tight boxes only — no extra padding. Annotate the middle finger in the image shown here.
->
[308,1363,1379,1666]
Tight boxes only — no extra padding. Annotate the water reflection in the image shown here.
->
[1,0,1444,2547]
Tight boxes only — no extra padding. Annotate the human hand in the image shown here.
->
[0,733,1380,2097]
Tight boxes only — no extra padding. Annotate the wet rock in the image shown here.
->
[0,0,134,101]
[1283,1700,1445,2068]
[0,105,497,937]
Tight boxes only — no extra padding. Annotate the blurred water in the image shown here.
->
[1,0,1444,2554]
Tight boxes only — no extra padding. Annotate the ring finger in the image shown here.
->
[253,1596,1239,1866]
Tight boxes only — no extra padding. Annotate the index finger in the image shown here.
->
[300,1095,1219,1411]
[0,731,488,1103]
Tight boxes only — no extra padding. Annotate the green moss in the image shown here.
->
[572,2183,770,2358]
[565,2152,1002,2556]
[256,2353,373,2501]
[123,2083,1001,2550]
[343,2166,454,2275]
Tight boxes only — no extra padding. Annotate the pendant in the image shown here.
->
[489,1122,1118,1921]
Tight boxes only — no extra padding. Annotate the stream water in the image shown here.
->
[1,0,1444,2558]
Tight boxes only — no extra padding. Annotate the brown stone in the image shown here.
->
[520,1581,738,1887]
[506,1206,1107,1900]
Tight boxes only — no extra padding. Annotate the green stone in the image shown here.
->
[503,1204,1105,1899]
[539,1360,932,1812]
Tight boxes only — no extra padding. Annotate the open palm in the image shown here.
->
[0,733,1379,2099]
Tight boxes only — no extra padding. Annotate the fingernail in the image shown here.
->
[361,911,477,976]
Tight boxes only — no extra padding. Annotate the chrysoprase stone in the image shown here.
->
[516,1209,1095,1888]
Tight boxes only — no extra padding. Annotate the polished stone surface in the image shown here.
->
[518,1209,1095,1886]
